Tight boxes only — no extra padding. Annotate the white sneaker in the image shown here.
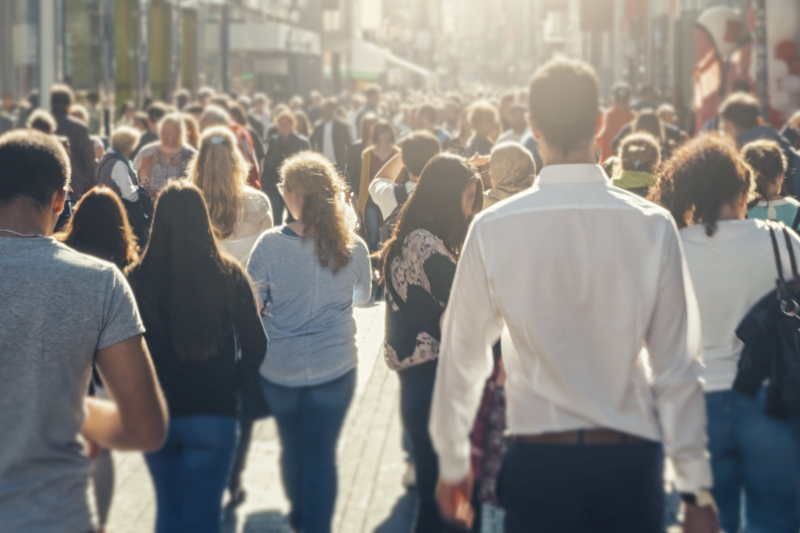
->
[402,462,416,488]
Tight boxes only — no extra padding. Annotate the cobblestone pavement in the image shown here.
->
[106,303,417,533]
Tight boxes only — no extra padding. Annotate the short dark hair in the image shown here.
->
[612,83,632,104]
[364,85,381,99]
[418,104,438,125]
[528,59,600,155]
[0,130,71,207]
[720,93,760,132]
[185,103,203,116]
[731,79,752,94]
[27,109,57,134]
[146,102,168,125]
[401,131,441,177]
[50,84,74,112]
[371,120,396,146]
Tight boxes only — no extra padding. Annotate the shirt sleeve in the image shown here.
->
[98,267,146,351]
[429,221,504,482]
[645,218,712,493]
[233,272,268,389]
[351,237,372,307]
[369,177,399,219]
[246,237,271,315]
[112,161,140,202]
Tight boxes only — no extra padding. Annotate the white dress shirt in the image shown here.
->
[322,120,337,165]
[369,177,416,219]
[429,164,712,493]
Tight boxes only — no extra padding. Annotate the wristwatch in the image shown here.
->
[680,490,717,511]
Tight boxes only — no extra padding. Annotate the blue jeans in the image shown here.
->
[261,370,356,533]
[706,388,800,533]
[145,416,238,533]
[266,188,286,226]
[364,197,382,254]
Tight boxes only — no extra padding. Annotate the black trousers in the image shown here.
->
[497,439,664,533]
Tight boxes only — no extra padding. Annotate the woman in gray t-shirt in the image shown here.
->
[247,152,370,532]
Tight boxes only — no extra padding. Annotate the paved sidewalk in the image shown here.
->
[106,302,416,533]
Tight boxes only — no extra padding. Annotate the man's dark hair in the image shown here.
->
[0,130,71,207]
[364,85,381,99]
[528,59,600,155]
[175,89,191,110]
[401,131,441,177]
[210,95,232,112]
[50,84,74,112]
[87,91,100,105]
[720,93,760,132]
[731,79,752,94]
[27,90,39,108]
[185,103,203,115]
[146,102,168,125]
[27,110,57,134]
[418,104,438,125]
[612,83,632,104]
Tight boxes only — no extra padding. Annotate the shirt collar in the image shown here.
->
[535,164,609,186]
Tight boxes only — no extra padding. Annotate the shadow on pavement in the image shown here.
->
[224,508,292,533]
[374,490,417,533]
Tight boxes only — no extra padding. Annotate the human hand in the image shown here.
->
[682,503,720,533]
[85,437,104,459]
[436,472,474,530]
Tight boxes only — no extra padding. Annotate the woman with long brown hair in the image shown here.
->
[379,153,483,533]
[189,127,273,264]
[55,186,139,533]
[126,181,266,533]
[247,151,371,533]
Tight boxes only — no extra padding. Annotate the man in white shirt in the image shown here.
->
[369,131,441,221]
[430,59,718,533]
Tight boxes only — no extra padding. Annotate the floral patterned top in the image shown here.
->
[132,142,196,199]
[384,229,457,371]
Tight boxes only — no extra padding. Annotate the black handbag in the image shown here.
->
[733,221,800,419]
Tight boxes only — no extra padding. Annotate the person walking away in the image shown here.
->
[483,142,536,208]
[610,133,662,198]
[26,109,74,231]
[200,103,261,189]
[655,136,800,533]
[230,104,265,169]
[429,59,718,533]
[598,83,636,163]
[463,102,500,159]
[133,112,197,200]
[55,186,141,532]
[126,182,267,533]
[51,84,98,200]
[247,152,371,533]
[357,120,399,257]
[251,93,272,140]
[355,85,381,138]
[310,98,352,176]
[418,104,453,149]
[131,102,167,159]
[307,91,324,124]
[379,154,483,533]
[743,139,800,228]
[719,93,800,196]
[496,104,529,145]
[0,130,168,533]
[261,110,311,226]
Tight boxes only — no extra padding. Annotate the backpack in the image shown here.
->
[379,184,411,244]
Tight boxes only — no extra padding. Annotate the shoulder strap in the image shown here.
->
[782,225,800,283]
[791,206,800,231]
[768,221,785,283]
[393,183,409,205]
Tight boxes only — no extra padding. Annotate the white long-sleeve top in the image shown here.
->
[369,177,416,220]
[429,164,712,493]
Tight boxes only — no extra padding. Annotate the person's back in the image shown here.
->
[0,130,167,532]
[51,85,98,200]
[742,139,800,228]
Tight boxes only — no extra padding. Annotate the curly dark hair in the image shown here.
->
[650,135,752,236]
[741,139,787,205]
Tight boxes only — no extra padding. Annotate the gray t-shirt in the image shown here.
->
[0,237,144,533]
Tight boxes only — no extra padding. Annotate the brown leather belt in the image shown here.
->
[513,429,648,445]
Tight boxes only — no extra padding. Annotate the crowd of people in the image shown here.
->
[3,56,800,533]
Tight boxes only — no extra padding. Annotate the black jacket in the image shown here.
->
[261,131,310,191]
[53,110,98,200]
[309,119,351,171]
[247,113,265,141]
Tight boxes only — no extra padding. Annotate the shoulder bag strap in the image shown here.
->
[769,222,789,297]
[782,225,800,285]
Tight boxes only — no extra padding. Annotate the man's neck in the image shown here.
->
[0,201,53,238]
[540,143,597,167]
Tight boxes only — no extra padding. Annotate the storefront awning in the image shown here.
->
[349,39,430,79]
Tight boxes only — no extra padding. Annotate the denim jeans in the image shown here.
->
[497,439,664,533]
[706,387,800,533]
[145,415,238,533]
[399,362,462,533]
[261,370,356,533]
[266,188,286,227]
[363,197,382,254]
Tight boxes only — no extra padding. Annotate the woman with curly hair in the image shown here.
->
[654,135,800,533]
[246,151,371,533]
